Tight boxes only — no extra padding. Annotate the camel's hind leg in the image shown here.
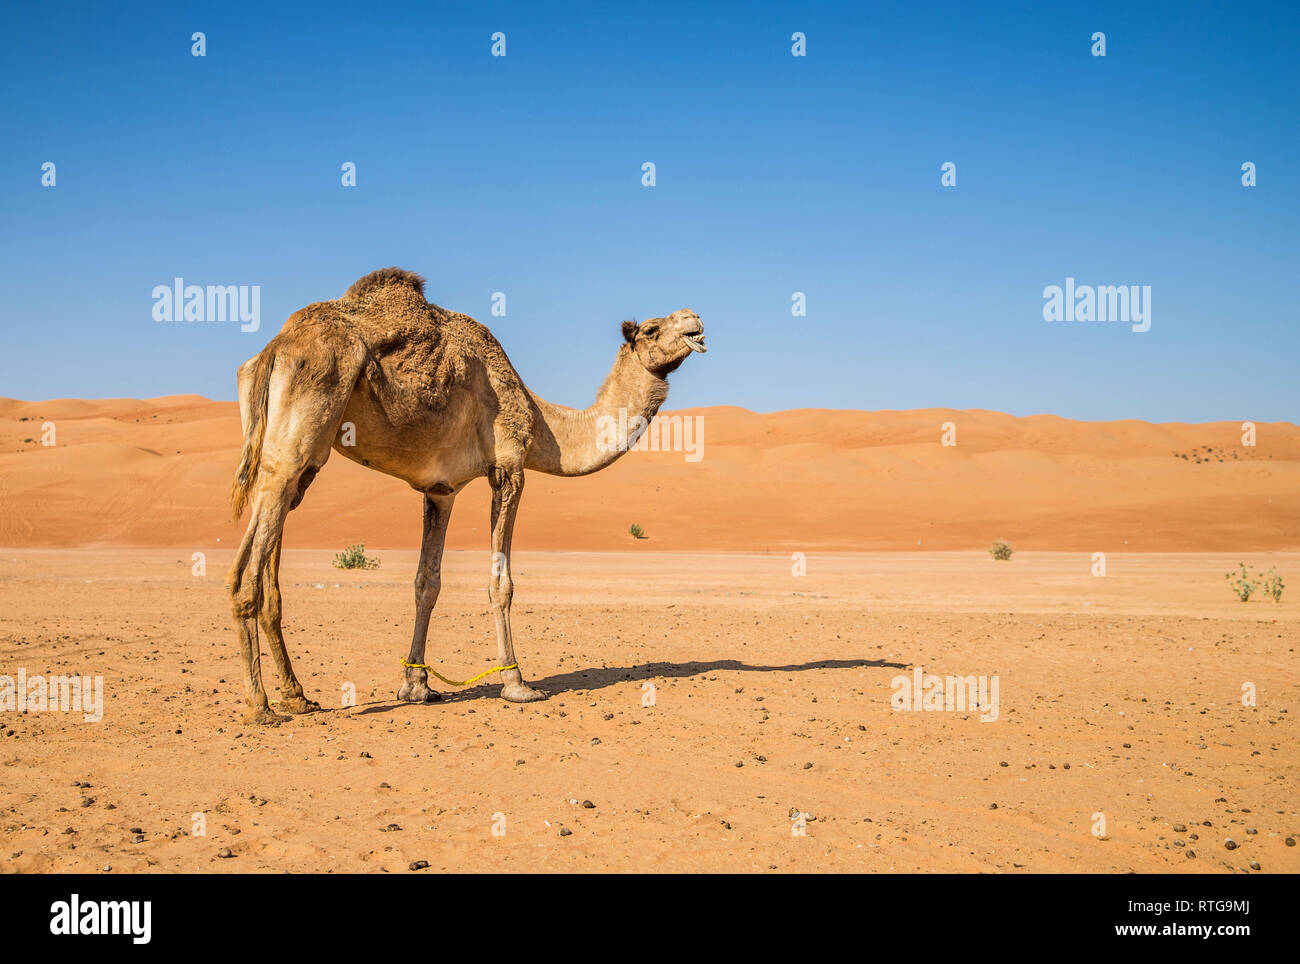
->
[228,473,301,725]
[226,355,353,724]
[260,536,320,714]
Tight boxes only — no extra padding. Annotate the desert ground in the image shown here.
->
[0,397,1296,873]
[0,549,1296,874]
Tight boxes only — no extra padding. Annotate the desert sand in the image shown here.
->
[0,549,1296,873]
[0,398,1296,873]
[0,396,1297,552]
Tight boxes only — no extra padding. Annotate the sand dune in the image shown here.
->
[0,396,1296,551]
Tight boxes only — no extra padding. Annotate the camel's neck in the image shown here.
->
[525,346,669,476]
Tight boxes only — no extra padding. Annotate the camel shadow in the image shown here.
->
[354,656,906,712]
[528,657,907,697]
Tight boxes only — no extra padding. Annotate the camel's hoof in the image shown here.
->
[244,706,290,726]
[278,695,321,715]
[397,681,443,704]
[500,682,548,703]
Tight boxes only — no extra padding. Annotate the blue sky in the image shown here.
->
[2,1,1296,421]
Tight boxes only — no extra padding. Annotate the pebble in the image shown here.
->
[217,848,234,858]
[1287,838,1296,847]
[1173,824,1186,833]
[1224,838,1237,851]
[581,800,595,809]
[559,828,572,837]
[1249,861,1261,871]
[408,860,429,871]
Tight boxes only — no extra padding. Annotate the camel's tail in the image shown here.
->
[230,351,274,519]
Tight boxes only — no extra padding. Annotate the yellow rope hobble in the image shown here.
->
[401,658,517,687]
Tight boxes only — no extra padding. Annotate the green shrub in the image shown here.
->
[629,524,647,540]
[333,543,380,570]
[1225,563,1255,602]
[1263,568,1285,603]
[988,540,1013,561]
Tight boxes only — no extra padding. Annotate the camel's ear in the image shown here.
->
[621,320,639,343]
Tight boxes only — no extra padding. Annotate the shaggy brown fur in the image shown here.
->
[342,266,427,302]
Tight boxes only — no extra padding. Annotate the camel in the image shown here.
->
[224,268,706,724]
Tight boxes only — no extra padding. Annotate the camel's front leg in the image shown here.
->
[398,493,455,703]
[489,467,546,702]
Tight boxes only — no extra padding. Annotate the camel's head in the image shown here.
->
[621,310,706,375]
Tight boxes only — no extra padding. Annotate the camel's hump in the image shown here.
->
[342,267,427,303]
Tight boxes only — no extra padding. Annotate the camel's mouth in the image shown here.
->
[683,332,707,353]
